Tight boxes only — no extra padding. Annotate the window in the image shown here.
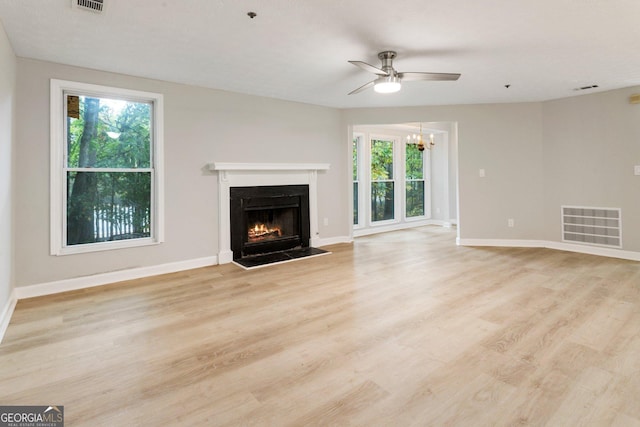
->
[50,80,164,255]
[352,126,437,235]
[405,143,425,217]
[352,136,360,225]
[370,138,395,222]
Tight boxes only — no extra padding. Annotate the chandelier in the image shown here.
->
[406,124,434,151]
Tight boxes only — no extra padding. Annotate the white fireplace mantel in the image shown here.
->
[209,162,330,264]
[208,162,330,172]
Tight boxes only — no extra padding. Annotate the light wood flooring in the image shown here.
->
[2,226,640,426]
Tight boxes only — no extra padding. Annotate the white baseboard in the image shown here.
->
[217,250,234,265]
[458,238,640,261]
[14,256,218,300]
[430,219,457,228]
[315,235,352,247]
[458,238,546,248]
[0,288,18,344]
[545,241,640,261]
[353,220,442,237]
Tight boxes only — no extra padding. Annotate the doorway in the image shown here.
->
[351,122,458,237]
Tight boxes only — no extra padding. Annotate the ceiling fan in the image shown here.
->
[348,51,460,95]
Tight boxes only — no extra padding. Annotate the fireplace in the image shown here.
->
[208,162,330,265]
[230,185,310,261]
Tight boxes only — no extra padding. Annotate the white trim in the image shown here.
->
[351,132,364,230]
[50,79,165,256]
[353,219,441,237]
[14,256,217,300]
[545,240,640,261]
[438,132,450,222]
[66,167,154,173]
[154,93,165,244]
[0,289,18,344]
[209,162,330,171]
[425,219,455,228]
[314,235,353,247]
[50,80,64,255]
[58,238,161,255]
[457,238,640,261]
[457,238,546,248]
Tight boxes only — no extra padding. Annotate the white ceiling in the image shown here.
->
[1,0,640,109]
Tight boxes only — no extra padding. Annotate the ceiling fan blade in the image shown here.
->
[398,72,461,81]
[348,80,375,95]
[348,60,388,76]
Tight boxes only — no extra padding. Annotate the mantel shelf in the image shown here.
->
[208,162,330,172]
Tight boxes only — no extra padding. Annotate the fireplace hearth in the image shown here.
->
[230,185,326,267]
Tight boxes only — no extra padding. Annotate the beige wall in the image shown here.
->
[0,21,16,312]
[11,56,640,289]
[342,103,546,241]
[542,87,640,251]
[344,89,640,252]
[14,58,345,287]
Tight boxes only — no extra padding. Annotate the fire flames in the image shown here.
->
[248,223,282,242]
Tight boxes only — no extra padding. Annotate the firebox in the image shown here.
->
[230,185,310,261]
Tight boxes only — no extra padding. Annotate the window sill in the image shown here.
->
[54,237,161,256]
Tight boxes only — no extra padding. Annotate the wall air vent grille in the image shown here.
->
[73,0,104,13]
[561,206,621,248]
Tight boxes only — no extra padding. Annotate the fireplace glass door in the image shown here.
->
[246,206,298,244]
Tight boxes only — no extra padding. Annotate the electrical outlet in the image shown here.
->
[479,169,486,178]
[508,218,514,227]
[634,165,640,176]
[323,217,329,226]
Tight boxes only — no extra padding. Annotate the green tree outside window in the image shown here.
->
[66,95,152,245]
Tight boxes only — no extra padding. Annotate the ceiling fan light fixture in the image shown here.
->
[373,75,401,93]
[348,51,459,95]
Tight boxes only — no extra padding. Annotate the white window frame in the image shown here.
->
[352,133,365,229]
[50,79,165,255]
[404,140,429,222]
[353,128,437,237]
[369,134,400,226]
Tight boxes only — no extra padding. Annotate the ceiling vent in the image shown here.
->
[73,0,104,13]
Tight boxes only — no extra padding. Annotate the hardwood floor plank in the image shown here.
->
[2,226,639,425]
